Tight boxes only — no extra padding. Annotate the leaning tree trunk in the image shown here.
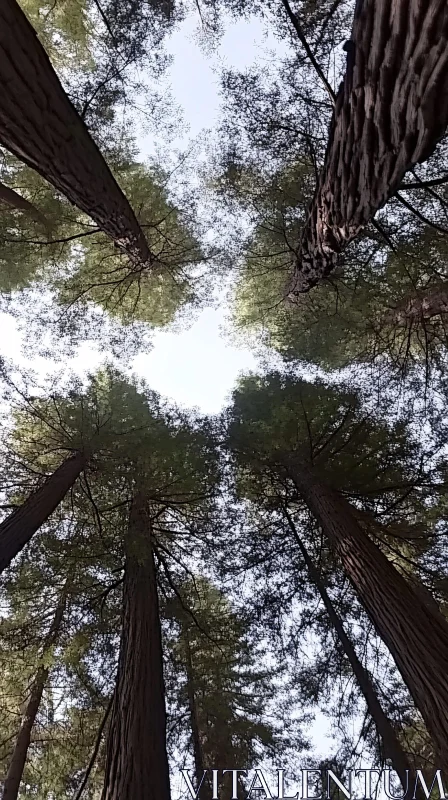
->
[0,451,86,575]
[2,587,67,800]
[283,506,416,791]
[288,461,448,770]
[101,493,171,800]
[0,0,151,267]
[289,0,448,295]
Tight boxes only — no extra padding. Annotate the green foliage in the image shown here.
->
[235,222,448,374]
[57,162,203,326]
[226,372,426,503]
[3,0,448,790]
[165,576,302,778]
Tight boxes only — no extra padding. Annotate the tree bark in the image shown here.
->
[289,0,448,295]
[386,282,448,325]
[1,588,67,800]
[0,451,86,575]
[283,506,415,790]
[288,461,448,770]
[101,493,171,800]
[0,0,151,267]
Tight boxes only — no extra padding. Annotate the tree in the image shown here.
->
[289,0,448,294]
[101,492,171,800]
[0,451,86,576]
[225,372,448,768]
[166,576,294,799]
[0,0,152,265]
[0,508,119,799]
[280,506,417,793]
[1,581,68,800]
[0,367,166,572]
[50,371,221,798]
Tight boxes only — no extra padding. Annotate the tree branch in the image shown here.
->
[280,0,336,104]
[395,191,448,235]
[0,180,50,231]
[73,693,114,800]
[399,175,448,190]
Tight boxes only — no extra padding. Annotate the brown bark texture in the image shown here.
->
[289,462,448,770]
[1,589,67,800]
[101,494,171,800]
[0,0,151,266]
[284,507,415,789]
[289,0,448,296]
[0,451,86,576]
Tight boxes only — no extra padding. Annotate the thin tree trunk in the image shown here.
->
[185,635,209,800]
[101,493,171,800]
[1,588,67,800]
[283,506,415,790]
[289,0,448,295]
[0,451,86,575]
[288,461,448,770]
[0,180,49,231]
[0,0,151,267]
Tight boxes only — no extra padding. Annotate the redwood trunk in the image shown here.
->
[101,494,171,800]
[289,463,448,769]
[289,0,448,295]
[283,507,414,789]
[0,451,85,575]
[0,0,151,266]
[2,590,67,800]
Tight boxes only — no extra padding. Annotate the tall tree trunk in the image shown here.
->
[1,587,67,800]
[282,506,415,790]
[185,635,209,800]
[289,0,448,295]
[288,461,448,770]
[0,0,151,266]
[0,451,86,575]
[101,493,171,800]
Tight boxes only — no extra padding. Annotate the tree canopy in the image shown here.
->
[1,0,448,796]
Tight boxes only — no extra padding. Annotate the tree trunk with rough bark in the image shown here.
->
[101,493,171,800]
[287,461,448,770]
[0,0,151,267]
[0,451,86,575]
[289,0,448,295]
[386,282,448,325]
[283,506,416,789]
[1,587,67,800]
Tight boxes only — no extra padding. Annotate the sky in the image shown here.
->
[131,13,282,413]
